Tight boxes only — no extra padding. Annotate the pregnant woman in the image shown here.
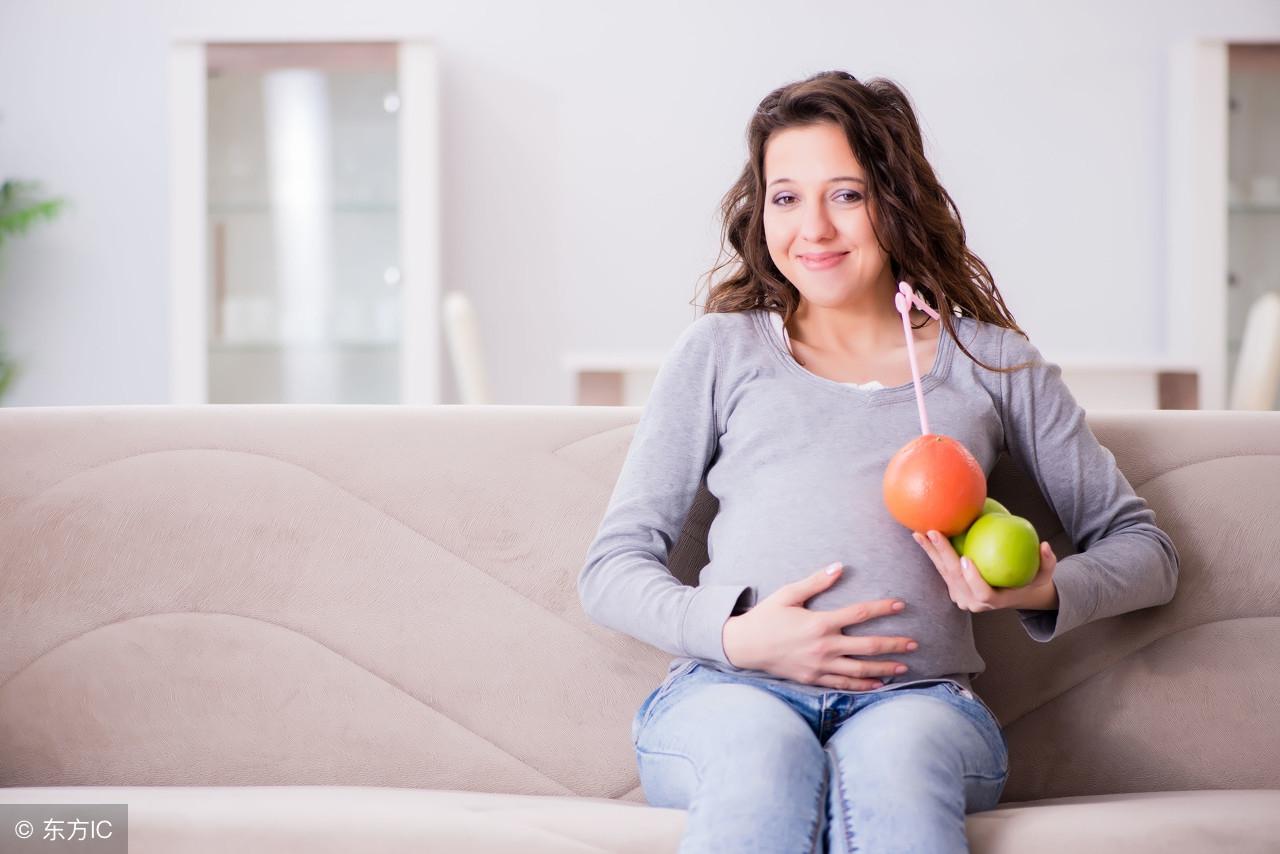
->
[578,70,1179,854]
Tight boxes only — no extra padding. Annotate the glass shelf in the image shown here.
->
[205,55,401,405]
[1226,44,1280,410]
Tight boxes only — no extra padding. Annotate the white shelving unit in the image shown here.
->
[1227,45,1280,407]
[167,38,442,405]
[1168,38,1280,410]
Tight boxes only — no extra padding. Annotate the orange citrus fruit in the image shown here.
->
[882,434,987,535]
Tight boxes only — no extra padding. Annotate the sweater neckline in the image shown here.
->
[753,309,957,405]
[769,312,885,391]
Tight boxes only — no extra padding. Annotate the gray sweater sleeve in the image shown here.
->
[577,316,752,665]
[998,328,1180,640]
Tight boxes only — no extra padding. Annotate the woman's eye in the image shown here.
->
[771,191,862,206]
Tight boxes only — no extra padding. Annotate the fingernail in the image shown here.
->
[961,557,972,571]
[871,681,884,689]
[895,665,908,674]
[928,531,940,542]
[907,641,919,650]
[825,563,842,575]
[892,601,905,611]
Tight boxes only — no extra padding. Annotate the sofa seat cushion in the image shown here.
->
[970,790,1280,853]
[0,786,684,853]
[2,787,1277,853]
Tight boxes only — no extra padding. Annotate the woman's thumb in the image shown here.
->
[778,562,843,605]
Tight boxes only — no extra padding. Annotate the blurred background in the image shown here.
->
[0,0,1278,410]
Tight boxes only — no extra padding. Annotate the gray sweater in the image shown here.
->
[577,309,1179,694]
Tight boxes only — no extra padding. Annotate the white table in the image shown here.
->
[563,351,1201,410]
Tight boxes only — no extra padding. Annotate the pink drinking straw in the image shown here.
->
[894,281,941,436]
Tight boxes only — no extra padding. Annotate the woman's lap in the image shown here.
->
[632,663,1008,853]
[823,688,1008,853]
[633,665,830,851]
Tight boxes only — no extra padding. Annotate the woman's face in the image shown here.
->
[761,122,894,309]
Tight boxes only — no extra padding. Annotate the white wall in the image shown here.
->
[1,0,1278,405]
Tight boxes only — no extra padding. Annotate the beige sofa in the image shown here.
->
[1,404,1277,853]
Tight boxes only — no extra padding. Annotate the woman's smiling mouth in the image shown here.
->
[798,251,849,270]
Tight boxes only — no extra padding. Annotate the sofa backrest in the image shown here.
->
[0,406,1276,803]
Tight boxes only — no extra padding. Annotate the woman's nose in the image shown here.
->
[799,201,836,242]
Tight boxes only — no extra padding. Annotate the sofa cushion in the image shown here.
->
[2,786,1276,853]
[968,789,1280,853]
[1,406,1277,806]
[0,786,683,853]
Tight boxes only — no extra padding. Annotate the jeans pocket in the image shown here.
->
[941,682,1008,771]
[635,660,700,738]
[942,681,997,717]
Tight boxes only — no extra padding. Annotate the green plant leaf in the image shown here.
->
[0,329,17,403]
[0,180,67,249]
[0,180,62,401]
[0,355,16,402]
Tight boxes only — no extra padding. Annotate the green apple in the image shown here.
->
[961,512,1040,588]
[949,498,1011,553]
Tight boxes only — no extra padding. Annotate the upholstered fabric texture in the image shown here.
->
[1,405,1277,810]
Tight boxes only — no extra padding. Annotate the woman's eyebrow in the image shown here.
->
[767,176,866,187]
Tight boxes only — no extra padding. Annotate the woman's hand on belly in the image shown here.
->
[721,561,920,691]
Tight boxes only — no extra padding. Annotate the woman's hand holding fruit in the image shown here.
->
[914,528,1059,613]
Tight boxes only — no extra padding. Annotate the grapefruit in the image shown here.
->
[883,434,986,536]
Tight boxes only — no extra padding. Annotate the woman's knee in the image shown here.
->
[827,693,1001,783]
[637,680,824,785]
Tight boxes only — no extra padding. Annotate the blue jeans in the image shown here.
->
[632,661,1008,854]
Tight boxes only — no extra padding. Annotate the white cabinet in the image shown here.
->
[168,40,441,404]
[1227,45,1280,408]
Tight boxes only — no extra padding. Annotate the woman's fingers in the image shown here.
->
[958,556,998,605]
[913,531,971,607]
[825,597,906,629]
[910,528,1003,612]
[770,561,845,608]
[813,675,885,691]
[825,656,909,679]
[824,636,917,681]
[840,635,918,657]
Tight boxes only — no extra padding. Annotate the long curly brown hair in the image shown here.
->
[697,70,1029,373]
